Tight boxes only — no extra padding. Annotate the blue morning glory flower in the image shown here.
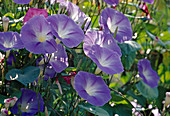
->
[10,88,44,116]
[75,71,111,106]
[138,59,160,88]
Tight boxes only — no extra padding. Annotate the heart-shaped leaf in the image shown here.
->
[5,66,40,86]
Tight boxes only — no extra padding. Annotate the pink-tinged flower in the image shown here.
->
[83,31,121,56]
[0,31,24,51]
[47,14,84,48]
[47,43,68,73]
[138,0,154,4]
[137,59,160,88]
[88,45,124,75]
[99,7,132,43]
[21,15,57,54]
[23,8,48,24]
[103,0,119,5]
[13,0,31,4]
[1,108,9,116]
[4,97,18,108]
[10,88,44,116]
[62,71,76,84]
[139,3,152,19]
[75,71,111,106]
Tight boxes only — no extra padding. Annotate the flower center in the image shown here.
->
[38,36,46,42]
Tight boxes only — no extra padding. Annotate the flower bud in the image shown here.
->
[165,92,170,107]
[1,108,9,116]
[4,96,18,108]
[2,16,9,32]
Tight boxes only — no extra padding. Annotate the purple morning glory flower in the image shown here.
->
[10,88,44,116]
[21,15,57,54]
[0,31,23,51]
[66,1,91,31]
[137,59,160,88]
[13,0,31,4]
[47,43,68,73]
[47,14,84,48]
[88,45,124,75]
[103,0,119,5]
[83,31,121,56]
[99,7,132,43]
[75,71,111,106]
[39,64,56,80]
[139,0,154,4]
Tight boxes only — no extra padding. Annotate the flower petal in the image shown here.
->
[0,31,23,51]
[138,59,160,88]
[88,45,124,75]
[23,8,48,24]
[99,7,132,43]
[75,71,111,106]
[47,14,84,48]
[13,0,31,4]
[48,43,68,73]
[21,15,57,54]
[83,31,121,56]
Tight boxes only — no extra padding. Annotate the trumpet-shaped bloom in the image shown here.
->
[39,64,56,80]
[13,0,31,4]
[47,14,84,48]
[103,0,119,5]
[137,59,160,88]
[0,31,23,51]
[47,43,68,73]
[21,15,57,54]
[66,1,91,31]
[10,88,44,116]
[88,45,124,75]
[139,0,154,4]
[75,71,111,106]
[23,8,48,24]
[99,7,132,43]
[83,31,121,56]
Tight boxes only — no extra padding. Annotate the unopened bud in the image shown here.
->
[2,16,9,32]
[1,108,9,116]
[165,92,170,107]
[4,96,18,108]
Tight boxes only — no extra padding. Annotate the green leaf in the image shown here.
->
[119,41,141,70]
[127,90,147,107]
[79,103,114,116]
[136,81,159,100]
[5,66,40,86]
[0,94,8,104]
[112,104,132,116]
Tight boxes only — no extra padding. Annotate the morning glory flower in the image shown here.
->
[75,71,111,106]
[23,8,48,24]
[137,59,160,88]
[10,88,44,116]
[99,7,132,43]
[47,14,84,48]
[88,45,124,75]
[139,0,154,4]
[47,43,68,73]
[13,0,31,4]
[83,31,121,56]
[66,1,91,31]
[21,15,57,54]
[39,64,56,80]
[0,31,23,51]
[103,0,119,5]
